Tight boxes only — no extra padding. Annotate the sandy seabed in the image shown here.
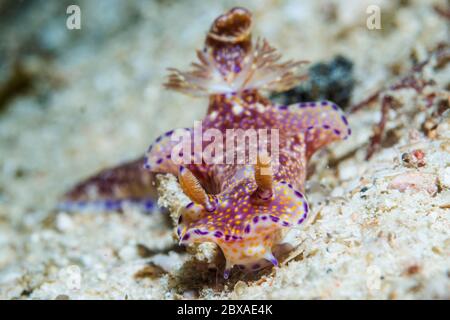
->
[0,0,449,299]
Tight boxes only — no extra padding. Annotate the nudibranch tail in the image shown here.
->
[59,158,157,212]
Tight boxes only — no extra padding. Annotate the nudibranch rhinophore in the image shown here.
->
[61,7,351,279]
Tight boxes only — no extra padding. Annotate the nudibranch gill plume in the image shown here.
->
[61,7,351,279]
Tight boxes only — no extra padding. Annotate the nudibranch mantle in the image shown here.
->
[146,7,351,277]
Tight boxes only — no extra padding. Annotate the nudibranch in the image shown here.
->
[61,7,351,279]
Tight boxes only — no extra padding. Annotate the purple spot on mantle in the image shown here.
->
[321,101,328,106]
[194,229,209,235]
[303,202,308,213]
[341,115,348,125]
[214,231,223,238]
[323,124,330,130]
[76,201,87,208]
[270,215,280,222]
[165,130,174,137]
[282,221,290,227]
[332,104,338,110]
[244,225,251,233]
[261,216,267,221]
[297,218,305,224]
[182,233,190,241]
[309,102,316,107]
[105,200,121,210]
[186,202,194,209]
[278,105,288,110]
[270,257,279,266]
[143,200,154,210]
[156,158,163,164]
[294,190,303,198]
[253,216,259,224]
[333,129,341,136]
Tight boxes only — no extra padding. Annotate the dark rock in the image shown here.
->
[270,55,355,109]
